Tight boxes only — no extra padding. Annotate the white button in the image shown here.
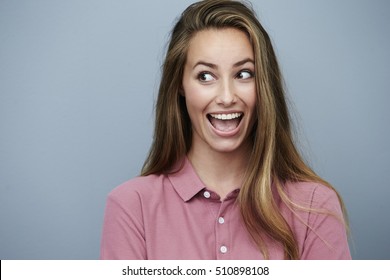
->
[203,191,211,198]
[218,217,225,224]
[220,246,228,254]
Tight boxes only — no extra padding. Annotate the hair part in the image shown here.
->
[141,0,348,259]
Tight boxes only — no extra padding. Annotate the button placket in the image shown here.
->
[216,200,231,258]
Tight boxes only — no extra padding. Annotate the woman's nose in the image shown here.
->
[215,80,237,106]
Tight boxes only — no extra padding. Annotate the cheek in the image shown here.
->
[183,83,212,113]
[248,84,257,109]
[242,85,257,123]
[238,83,257,110]
[249,93,257,112]
[185,99,206,130]
[183,85,203,124]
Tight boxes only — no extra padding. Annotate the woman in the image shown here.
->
[100,0,351,259]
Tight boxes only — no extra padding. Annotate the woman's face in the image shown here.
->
[182,28,257,154]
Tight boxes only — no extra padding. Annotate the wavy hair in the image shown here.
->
[141,0,348,259]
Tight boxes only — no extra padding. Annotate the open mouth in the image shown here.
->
[207,113,243,132]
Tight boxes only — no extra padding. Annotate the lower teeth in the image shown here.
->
[209,116,241,132]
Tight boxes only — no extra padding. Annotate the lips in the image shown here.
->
[207,112,243,132]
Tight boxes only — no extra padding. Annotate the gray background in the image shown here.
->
[0,0,389,260]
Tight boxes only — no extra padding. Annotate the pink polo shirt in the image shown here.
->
[100,157,351,260]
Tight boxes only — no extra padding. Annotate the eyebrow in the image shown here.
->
[193,58,254,70]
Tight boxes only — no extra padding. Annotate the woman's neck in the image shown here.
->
[187,143,251,200]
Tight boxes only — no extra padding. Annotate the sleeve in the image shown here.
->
[100,188,146,260]
[300,185,351,260]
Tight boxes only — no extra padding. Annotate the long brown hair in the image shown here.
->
[141,0,348,259]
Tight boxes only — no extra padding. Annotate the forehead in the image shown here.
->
[186,28,254,65]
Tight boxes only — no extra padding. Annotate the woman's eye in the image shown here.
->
[198,72,215,82]
[237,70,253,80]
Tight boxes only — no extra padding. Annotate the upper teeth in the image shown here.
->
[210,113,242,120]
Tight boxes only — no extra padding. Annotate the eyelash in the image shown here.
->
[197,72,214,82]
[197,70,254,82]
[236,70,254,79]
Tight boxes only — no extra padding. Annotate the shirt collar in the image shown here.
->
[167,157,206,202]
